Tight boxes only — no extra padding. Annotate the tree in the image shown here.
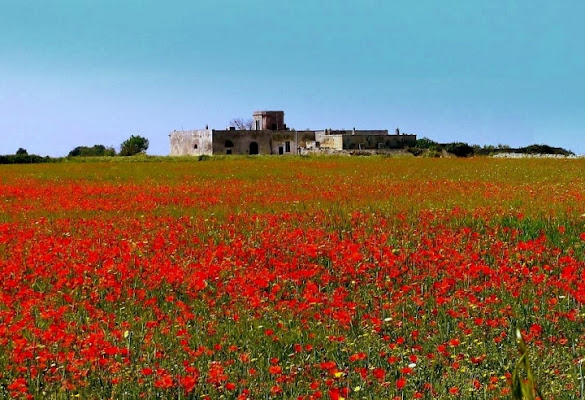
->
[445,142,474,157]
[229,118,253,130]
[522,144,573,156]
[415,137,440,149]
[68,145,116,157]
[120,135,149,156]
[16,148,28,155]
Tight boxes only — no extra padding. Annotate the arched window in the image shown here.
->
[225,140,234,148]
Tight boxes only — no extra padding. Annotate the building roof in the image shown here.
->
[253,110,284,115]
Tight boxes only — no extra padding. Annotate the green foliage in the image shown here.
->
[407,137,441,156]
[242,140,572,159]
[512,329,544,400]
[407,147,424,156]
[410,138,573,158]
[520,144,573,156]
[473,143,573,157]
[68,144,116,157]
[16,148,28,155]
[120,135,149,156]
[415,137,440,149]
[0,154,57,164]
[423,149,442,157]
[472,144,514,156]
[444,142,474,157]
[481,143,511,152]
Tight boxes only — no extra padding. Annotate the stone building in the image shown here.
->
[169,110,417,156]
[252,111,285,131]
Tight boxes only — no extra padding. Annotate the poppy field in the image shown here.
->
[1,156,584,399]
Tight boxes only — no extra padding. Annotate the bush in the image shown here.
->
[120,135,149,156]
[423,149,442,158]
[0,154,56,164]
[68,145,116,157]
[415,137,440,149]
[407,147,424,156]
[444,142,474,157]
[520,144,573,156]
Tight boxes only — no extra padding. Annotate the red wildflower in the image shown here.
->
[396,377,407,389]
[154,374,173,389]
[372,367,386,381]
[269,365,282,375]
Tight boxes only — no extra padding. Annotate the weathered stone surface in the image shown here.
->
[169,129,213,156]
[169,110,417,156]
[252,111,285,131]
[212,130,312,155]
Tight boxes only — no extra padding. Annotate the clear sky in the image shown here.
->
[1,0,584,156]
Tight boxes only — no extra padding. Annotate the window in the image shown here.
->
[255,120,260,130]
[194,144,198,149]
[226,149,232,155]
[285,141,291,152]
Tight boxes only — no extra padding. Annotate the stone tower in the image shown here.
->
[252,111,285,131]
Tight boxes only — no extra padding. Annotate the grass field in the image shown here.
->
[1,157,584,399]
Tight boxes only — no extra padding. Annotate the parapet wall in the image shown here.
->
[325,129,389,136]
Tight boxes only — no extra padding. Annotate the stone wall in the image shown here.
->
[212,130,316,155]
[169,128,416,156]
[314,131,343,150]
[292,131,319,152]
[169,129,213,156]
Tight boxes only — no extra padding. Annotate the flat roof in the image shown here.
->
[253,110,285,115]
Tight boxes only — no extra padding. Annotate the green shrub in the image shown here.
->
[0,154,57,164]
[520,144,573,156]
[415,137,440,149]
[120,135,149,156]
[423,149,442,158]
[407,147,424,156]
[444,142,474,157]
[68,145,116,157]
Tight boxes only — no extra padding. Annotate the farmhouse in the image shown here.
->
[169,110,416,156]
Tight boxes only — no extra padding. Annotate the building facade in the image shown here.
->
[169,110,417,156]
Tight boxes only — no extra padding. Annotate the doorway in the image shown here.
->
[249,142,259,155]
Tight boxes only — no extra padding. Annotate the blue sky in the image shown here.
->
[1,0,584,156]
